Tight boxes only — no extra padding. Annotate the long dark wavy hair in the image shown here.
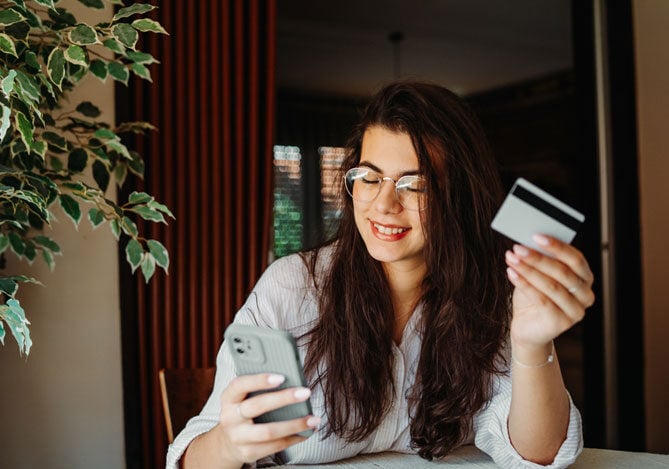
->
[301,81,511,460]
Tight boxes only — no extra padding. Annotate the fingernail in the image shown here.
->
[513,244,530,257]
[507,267,519,280]
[505,250,520,265]
[267,374,285,385]
[294,387,311,399]
[533,234,550,246]
[306,416,321,427]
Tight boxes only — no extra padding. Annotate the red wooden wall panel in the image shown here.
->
[123,1,276,466]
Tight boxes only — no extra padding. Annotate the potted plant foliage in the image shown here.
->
[0,0,171,356]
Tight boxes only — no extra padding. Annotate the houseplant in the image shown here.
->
[0,0,171,356]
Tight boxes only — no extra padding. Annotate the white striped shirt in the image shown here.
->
[166,248,583,468]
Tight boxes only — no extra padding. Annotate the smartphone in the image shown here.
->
[224,323,314,437]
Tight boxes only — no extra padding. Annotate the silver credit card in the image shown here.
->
[491,178,585,253]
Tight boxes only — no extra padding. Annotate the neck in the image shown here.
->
[383,260,427,343]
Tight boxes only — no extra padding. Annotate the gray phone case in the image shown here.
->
[224,323,314,437]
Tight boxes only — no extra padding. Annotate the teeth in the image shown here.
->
[374,223,408,235]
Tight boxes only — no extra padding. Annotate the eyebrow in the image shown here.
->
[358,161,421,177]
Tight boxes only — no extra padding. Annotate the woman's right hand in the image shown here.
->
[211,373,320,467]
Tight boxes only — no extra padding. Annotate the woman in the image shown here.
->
[166,81,594,468]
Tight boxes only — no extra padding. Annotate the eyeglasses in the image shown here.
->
[343,167,427,211]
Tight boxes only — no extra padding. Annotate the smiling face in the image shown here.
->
[353,126,427,272]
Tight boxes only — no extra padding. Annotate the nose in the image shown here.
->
[374,178,402,213]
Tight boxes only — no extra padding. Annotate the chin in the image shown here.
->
[364,243,420,265]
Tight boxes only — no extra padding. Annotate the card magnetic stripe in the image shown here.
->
[511,185,582,231]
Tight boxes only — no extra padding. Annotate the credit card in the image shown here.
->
[491,178,585,253]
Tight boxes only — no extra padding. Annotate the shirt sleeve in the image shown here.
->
[472,371,583,469]
[164,254,310,469]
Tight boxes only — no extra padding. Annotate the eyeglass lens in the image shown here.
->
[344,167,426,210]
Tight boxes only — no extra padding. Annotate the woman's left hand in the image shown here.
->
[505,234,595,348]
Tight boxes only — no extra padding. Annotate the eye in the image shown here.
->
[397,176,426,193]
[354,168,380,184]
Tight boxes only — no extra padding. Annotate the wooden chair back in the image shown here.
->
[159,367,216,442]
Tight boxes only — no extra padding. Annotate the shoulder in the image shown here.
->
[259,251,310,289]
[260,244,336,288]
[242,246,334,330]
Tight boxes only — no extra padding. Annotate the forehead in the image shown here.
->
[360,126,419,174]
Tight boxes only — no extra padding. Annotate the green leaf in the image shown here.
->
[89,59,107,81]
[31,140,46,159]
[0,234,9,254]
[114,162,127,186]
[0,278,18,297]
[128,191,152,204]
[110,218,120,240]
[106,138,131,159]
[62,181,85,193]
[102,38,125,55]
[147,239,169,271]
[48,7,76,27]
[69,23,99,45]
[148,199,175,219]
[128,151,144,176]
[107,62,129,85]
[87,207,104,228]
[37,75,56,101]
[50,155,64,171]
[15,71,41,103]
[24,242,36,263]
[4,21,30,40]
[25,50,40,71]
[0,9,25,26]
[92,160,109,192]
[0,104,11,142]
[126,50,158,64]
[130,62,152,82]
[15,112,34,149]
[7,231,25,256]
[90,146,109,162]
[129,205,165,223]
[42,249,55,271]
[47,48,66,89]
[121,216,138,236]
[93,128,117,140]
[33,0,56,10]
[79,0,105,10]
[112,23,138,49]
[42,131,67,150]
[131,18,168,35]
[59,194,82,227]
[68,148,88,172]
[113,3,156,21]
[0,33,18,57]
[77,0,104,8]
[1,298,32,356]
[1,69,17,95]
[115,121,156,134]
[140,252,155,282]
[125,238,143,273]
[65,45,87,67]
[76,101,101,118]
[33,235,60,253]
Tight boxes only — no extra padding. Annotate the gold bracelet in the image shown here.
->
[512,344,555,368]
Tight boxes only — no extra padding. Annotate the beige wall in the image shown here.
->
[633,0,669,454]
[0,2,125,468]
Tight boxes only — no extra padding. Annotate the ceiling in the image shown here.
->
[276,0,574,97]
